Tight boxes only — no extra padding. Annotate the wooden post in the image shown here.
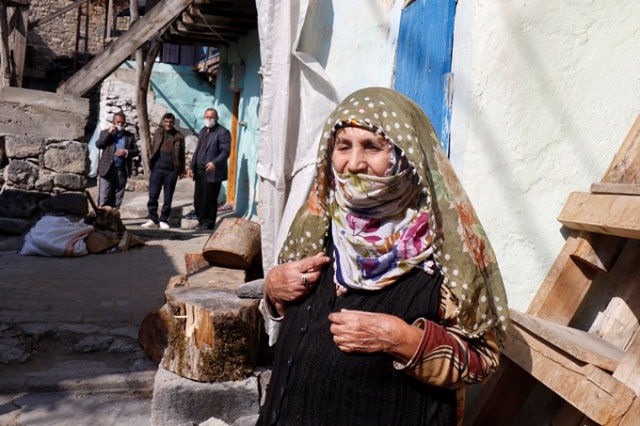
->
[0,1,12,87]
[74,4,82,71]
[130,0,143,85]
[136,39,162,178]
[7,2,27,87]
[130,0,148,178]
[226,90,240,206]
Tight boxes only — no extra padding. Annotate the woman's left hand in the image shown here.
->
[329,309,422,362]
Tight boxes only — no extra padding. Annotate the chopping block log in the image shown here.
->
[161,286,261,382]
[202,218,261,269]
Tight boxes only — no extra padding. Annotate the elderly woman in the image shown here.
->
[258,87,509,426]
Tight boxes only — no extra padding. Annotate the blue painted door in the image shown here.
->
[394,0,457,155]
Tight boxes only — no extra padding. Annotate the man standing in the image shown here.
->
[142,113,185,229]
[96,112,139,209]
[187,108,231,231]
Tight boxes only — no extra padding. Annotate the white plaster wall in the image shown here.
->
[450,1,640,311]
[299,0,401,99]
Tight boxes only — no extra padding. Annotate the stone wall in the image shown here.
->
[27,0,130,82]
[0,88,90,235]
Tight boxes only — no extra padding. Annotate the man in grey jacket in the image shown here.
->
[187,108,231,231]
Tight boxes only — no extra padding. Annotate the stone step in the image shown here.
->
[150,366,265,426]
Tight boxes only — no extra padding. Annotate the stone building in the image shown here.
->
[26,0,130,89]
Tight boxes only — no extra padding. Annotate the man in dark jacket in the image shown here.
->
[96,112,139,209]
[142,113,186,229]
[187,108,231,231]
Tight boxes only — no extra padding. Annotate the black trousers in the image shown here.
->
[147,168,178,223]
[194,169,221,229]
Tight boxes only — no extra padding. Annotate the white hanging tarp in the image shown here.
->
[256,0,339,270]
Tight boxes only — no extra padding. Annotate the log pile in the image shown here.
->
[139,218,265,383]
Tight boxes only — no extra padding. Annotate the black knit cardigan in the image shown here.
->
[257,253,457,426]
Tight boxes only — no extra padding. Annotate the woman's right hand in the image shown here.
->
[265,252,331,316]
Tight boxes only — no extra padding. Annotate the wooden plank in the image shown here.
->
[569,232,626,273]
[601,113,640,184]
[504,324,635,425]
[590,297,639,351]
[613,328,640,394]
[226,90,240,206]
[558,192,640,239]
[527,234,598,323]
[7,4,27,87]
[182,10,257,27]
[0,1,11,87]
[510,310,625,372]
[611,260,640,393]
[591,182,640,196]
[619,397,640,426]
[57,0,194,97]
[28,0,89,29]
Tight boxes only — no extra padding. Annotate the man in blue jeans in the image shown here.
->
[187,108,231,231]
[142,113,185,229]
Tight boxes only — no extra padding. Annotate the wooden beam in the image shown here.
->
[57,0,194,97]
[182,10,257,27]
[510,310,625,372]
[504,323,635,425]
[569,232,626,273]
[619,398,640,426]
[527,234,598,323]
[590,182,640,195]
[173,20,246,39]
[0,1,11,87]
[558,192,640,239]
[226,90,240,207]
[29,0,89,29]
[590,297,639,350]
[602,114,640,184]
[7,3,27,87]
[136,40,163,180]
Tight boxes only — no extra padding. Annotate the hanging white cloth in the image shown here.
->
[256,0,339,271]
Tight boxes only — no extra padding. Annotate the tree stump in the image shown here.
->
[161,286,261,382]
[202,218,261,269]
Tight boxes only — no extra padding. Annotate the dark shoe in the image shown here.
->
[184,210,197,220]
[194,222,214,231]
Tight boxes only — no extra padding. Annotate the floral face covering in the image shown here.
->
[330,151,435,293]
[279,87,509,345]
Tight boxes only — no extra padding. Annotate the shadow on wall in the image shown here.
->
[24,32,94,92]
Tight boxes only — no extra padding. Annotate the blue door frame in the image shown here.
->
[394,0,457,155]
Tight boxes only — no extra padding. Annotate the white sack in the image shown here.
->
[21,216,94,257]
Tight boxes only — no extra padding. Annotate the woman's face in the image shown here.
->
[331,127,392,177]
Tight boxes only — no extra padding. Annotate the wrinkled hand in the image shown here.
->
[205,161,215,172]
[265,252,331,316]
[329,310,421,361]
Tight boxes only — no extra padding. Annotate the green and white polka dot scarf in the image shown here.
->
[279,87,509,345]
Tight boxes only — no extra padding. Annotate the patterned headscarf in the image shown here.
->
[278,87,509,344]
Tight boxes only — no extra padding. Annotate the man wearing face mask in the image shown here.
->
[96,112,139,209]
[187,108,231,231]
